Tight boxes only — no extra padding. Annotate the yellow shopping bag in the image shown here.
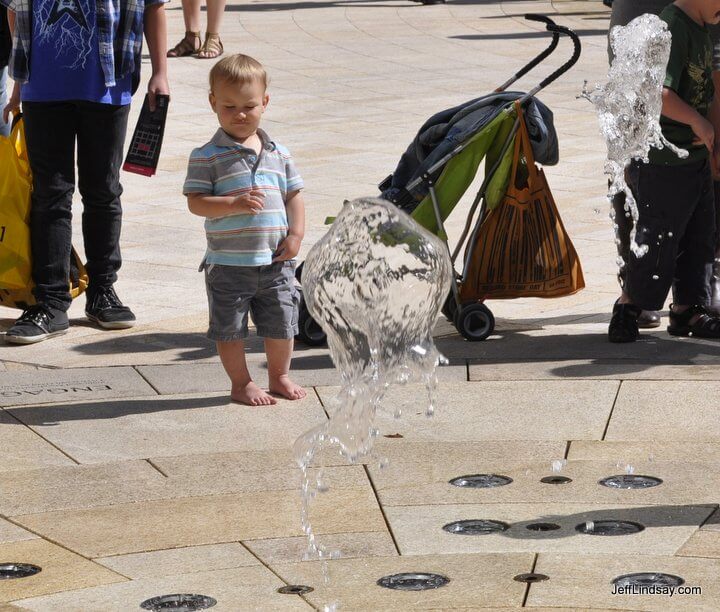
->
[0,116,32,290]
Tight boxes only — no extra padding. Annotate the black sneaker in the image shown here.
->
[85,286,136,330]
[608,302,641,343]
[5,304,69,344]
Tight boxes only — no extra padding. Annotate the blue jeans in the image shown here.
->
[0,67,9,137]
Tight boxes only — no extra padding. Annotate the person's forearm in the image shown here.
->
[286,191,305,239]
[662,87,704,127]
[144,4,167,78]
[187,194,236,218]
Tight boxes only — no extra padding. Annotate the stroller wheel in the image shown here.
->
[454,303,495,342]
[441,290,458,322]
[295,296,327,347]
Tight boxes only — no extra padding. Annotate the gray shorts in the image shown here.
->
[203,261,299,341]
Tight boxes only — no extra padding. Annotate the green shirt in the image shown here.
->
[650,4,714,165]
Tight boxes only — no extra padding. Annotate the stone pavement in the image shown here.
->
[1,0,720,609]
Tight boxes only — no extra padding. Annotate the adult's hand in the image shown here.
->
[2,81,20,124]
[147,73,170,112]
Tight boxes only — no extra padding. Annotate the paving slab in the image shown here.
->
[568,441,720,462]
[0,368,156,408]
[316,381,618,441]
[244,531,398,564]
[13,566,311,611]
[7,392,327,463]
[606,381,720,441]
[0,519,37,546]
[12,487,386,558]
[528,553,720,610]
[677,529,720,559]
[95,543,260,579]
[370,459,720,507]
[0,411,74,473]
[273,553,533,611]
[0,539,125,603]
[383,503,712,556]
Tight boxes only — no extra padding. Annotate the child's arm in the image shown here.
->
[187,190,266,218]
[144,2,169,112]
[273,190,305,262]
[662,86,715,151]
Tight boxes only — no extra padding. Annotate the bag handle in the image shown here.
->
[509,101,540,189]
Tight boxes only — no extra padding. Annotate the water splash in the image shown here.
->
[294,197,451,566]
[551,459,567,473]
[582,13,687,263]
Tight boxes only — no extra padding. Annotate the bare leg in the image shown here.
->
[182,0,203,32]
[266,337,306,400]
[206,0,226,35]
[217,339,276,406]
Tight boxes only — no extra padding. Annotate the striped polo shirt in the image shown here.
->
[183,128,303,266]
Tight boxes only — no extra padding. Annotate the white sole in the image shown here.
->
[86,314,136,330]
[5,328,68,345]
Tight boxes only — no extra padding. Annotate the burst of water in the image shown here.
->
[582,14,687,264]
[551,459,567,473]
[293,197,451,565]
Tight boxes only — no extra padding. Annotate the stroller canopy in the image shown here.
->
[381,91,558,213]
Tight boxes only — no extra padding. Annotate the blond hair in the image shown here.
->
[209,54,268,91]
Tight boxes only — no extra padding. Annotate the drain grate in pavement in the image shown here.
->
[599,475,662,489]
[612,572,684,588]
[140,594,217,610]
[526,522,561,532]
[540,475,572,484]
[377,572,450,591]
[442,519,509,535]
[576,520,645,536]
[0,563,41,579]
[449,474,513,488]
[278,585,314,595]
[514,573,549,583]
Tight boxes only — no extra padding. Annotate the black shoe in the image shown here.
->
[608,302,641,343]
[85,286,136,330]
[5,304,69,344]
[637,310,661,329]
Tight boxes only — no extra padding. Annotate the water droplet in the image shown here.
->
[551,459,567,473]
[652,274,659,280]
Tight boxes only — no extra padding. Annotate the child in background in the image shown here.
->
[184,54,307,405]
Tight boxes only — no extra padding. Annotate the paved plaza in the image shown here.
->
[2,0,720,609]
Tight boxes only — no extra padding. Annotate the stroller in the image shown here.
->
[296,15,582,346]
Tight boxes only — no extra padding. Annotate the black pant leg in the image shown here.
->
[76,101,130,289]
[673,161,715,306]
[624,160,707,311]
[22,101,78,311]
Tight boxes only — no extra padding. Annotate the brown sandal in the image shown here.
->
[197,33,224,59]
[167,31,201,58]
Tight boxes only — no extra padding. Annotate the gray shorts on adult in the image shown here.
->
[204,261,299,341]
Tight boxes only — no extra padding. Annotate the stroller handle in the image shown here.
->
[522,16,582,99]
[495,15,559,92]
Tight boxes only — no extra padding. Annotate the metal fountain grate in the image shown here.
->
[514,573,549,583]
[540,475,572,484]
[449,474,513,488]
[0,563,42,579]
[139,594,217,611]
[599,474,663,489]
[576,520,645,536]
[377,572,450,591]
[277,585,314,595]
[613,572,684,588]
[526,522,561,532]
[442,519,509,535]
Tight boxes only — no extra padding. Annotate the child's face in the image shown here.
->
[209,78,269,141]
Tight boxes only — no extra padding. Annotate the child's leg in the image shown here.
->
[217,340,277,406]
[266,337,306,400]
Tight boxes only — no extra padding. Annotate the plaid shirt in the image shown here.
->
[0,0,166,87]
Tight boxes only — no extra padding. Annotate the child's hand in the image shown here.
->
[232,189,265,214]
[272,235,302,262]
[691,116,715,152]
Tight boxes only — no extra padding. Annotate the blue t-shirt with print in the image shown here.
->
[21,0,132,104]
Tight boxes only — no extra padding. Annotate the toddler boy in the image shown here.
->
[185,54,307,405]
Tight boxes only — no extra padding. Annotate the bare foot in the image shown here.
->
[231,381,277,406]
[269,375,307,400]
